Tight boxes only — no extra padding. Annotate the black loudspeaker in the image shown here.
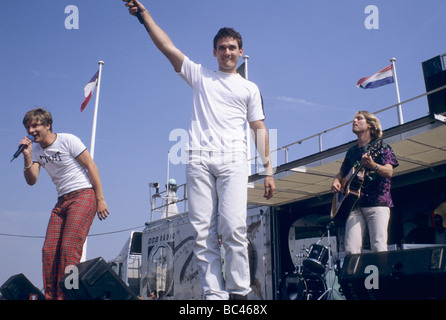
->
[339,246,446,300]
[0,273,45,300]
[60,257,138,300]
[422,54,446,115]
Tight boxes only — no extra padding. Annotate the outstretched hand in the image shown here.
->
[123,0,145,23]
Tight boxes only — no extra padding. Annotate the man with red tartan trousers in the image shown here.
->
[18,107,110,300]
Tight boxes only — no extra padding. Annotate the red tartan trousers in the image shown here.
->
[42,188,96,300]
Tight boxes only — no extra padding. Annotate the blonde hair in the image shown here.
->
[356,110,382,140]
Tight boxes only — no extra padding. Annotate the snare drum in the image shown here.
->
[279,272,327,300]
[303,244,328,274]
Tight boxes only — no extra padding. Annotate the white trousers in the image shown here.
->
[186,151,251,300]
[344,206,390,255]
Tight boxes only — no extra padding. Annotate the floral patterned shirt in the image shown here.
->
[340,139,399,207]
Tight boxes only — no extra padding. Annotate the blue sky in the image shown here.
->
[1,0,445,290]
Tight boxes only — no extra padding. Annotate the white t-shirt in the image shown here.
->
[179,56,265,152]
[32,133,92,197]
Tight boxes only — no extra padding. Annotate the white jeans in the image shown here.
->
[186,151,251,300]
[344,206,390,254]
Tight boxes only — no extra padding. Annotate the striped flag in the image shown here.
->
[356,64,394,89]
[81,70,99,111]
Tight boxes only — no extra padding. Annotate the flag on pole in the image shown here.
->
[81,70,99,112]
[356,64,394,89]
[237,62,246,79]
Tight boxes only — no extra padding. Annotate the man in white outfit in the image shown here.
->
[124,0,276,300]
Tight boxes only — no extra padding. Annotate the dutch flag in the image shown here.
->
[356,64,394,89]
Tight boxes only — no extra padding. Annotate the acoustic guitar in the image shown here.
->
[330,140,382,223]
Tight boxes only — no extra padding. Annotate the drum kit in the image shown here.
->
[280,217,344,300]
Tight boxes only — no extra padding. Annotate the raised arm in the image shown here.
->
[124,0,184,72]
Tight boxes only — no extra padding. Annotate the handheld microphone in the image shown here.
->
[11,135,34,163]
[126,0,144,24]
[135,11,143,24]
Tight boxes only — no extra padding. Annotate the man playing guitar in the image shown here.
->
[331,111,399,254]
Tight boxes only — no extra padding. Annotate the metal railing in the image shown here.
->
[249,84,446,173]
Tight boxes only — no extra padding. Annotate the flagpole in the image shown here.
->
[243,55,249,80]
[243,55,253,175]
[81,60,104,262]
[89,61,105,159]
[391,57,404,125]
